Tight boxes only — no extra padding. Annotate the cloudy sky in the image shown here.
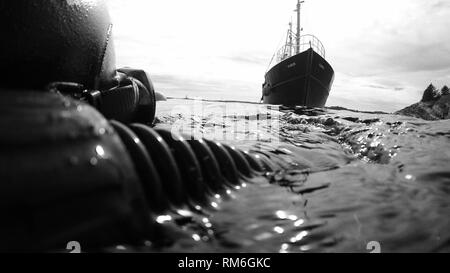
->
[108,0,450,112]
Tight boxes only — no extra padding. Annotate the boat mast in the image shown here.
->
[288,21,293,55]
[296,0,304,54]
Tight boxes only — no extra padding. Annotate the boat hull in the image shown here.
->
[262,48,334,107]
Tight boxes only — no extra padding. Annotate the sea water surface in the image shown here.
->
[112,99,450,253]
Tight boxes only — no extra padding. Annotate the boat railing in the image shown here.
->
[275,34,326,64]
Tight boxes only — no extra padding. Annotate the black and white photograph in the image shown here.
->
[0,0,449,257]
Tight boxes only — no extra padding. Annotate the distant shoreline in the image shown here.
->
[165,96,263,105]
[164,96,390,115]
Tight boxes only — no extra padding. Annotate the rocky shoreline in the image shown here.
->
[396,84,450,120]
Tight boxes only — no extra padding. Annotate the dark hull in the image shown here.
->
[262,48,334,107]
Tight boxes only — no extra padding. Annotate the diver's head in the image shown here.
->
[0,0,117,90]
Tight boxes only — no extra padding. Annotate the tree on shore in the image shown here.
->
[441,85,450,96]
[421,84,439,102]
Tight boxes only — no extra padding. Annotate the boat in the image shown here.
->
[262,0,334,107]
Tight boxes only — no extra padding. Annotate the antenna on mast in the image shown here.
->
[295,0,305,54]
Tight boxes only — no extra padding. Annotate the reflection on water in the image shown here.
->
[111,99,450,253]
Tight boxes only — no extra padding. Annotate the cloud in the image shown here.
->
[431,0,450,10]
[375,41,450,74]
[226,54,267,66]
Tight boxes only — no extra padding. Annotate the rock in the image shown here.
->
[396,84,450,120]
[155,91,167,101]
[342,117,360,123]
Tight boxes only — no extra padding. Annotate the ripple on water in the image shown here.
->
[123,99,450,253]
